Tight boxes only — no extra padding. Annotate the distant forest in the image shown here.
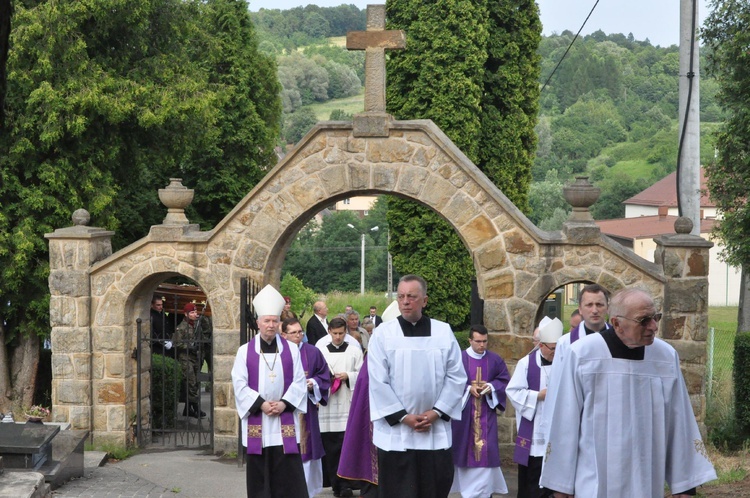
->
[252,5,720,225]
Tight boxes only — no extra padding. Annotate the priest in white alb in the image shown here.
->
[539,288,716,497]
[231,284,308,497]
[368,274,467,498]
[506,317,563,498]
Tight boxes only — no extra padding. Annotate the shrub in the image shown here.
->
[151,353,183,429]
[735,333,750,438]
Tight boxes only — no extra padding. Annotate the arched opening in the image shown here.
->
[132,274,213,449]
[273,192,479,339]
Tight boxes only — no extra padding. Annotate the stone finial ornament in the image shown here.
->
[563,176,600,222]
[72,209,90,226]
[674,216,693,234]
[158,178,194,225]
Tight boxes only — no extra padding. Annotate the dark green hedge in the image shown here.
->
[151,354,183,429]
[735,332,750,436]
[454,330,470,351]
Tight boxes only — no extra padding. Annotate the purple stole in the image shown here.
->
[570,323,581,343]
[245,335,298,455]
[570,322,610,343]
[513,349,540,466]
[298,344,327,462]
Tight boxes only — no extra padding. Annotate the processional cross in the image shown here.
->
[346,4,406,114]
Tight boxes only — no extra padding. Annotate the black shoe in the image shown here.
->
[183,404,206,418]
[339,488,353,497]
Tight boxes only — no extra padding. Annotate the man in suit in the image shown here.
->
[306,301,329,346]
[368,306,382,327]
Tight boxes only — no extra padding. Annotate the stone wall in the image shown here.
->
[46,118,710,453]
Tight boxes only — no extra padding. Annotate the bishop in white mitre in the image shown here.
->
[232,284,308,497]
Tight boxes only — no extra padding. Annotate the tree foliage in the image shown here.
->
[283,106,318,144]
[528,169,569,226]
[703,0,750,271]
[0,0,280,411]
[283,208,388,294]
[385,0,541,328]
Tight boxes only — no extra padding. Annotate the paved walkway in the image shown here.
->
[52,449,519,497]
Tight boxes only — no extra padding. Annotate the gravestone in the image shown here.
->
[0,422,59,471]
[0,422,87,489]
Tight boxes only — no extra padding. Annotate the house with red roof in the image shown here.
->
[595,168,740,306]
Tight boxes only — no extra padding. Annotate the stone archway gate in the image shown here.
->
[45,114,712,454]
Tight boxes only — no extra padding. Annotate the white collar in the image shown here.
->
[466,347,486,360]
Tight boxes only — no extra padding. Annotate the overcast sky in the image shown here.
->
[249,0,710,48]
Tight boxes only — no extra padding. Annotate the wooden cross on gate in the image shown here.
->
[346,5,406,114]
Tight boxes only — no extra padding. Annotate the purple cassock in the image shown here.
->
[337,355,378,484]
[299,342,330,462]
[451,350,510,468]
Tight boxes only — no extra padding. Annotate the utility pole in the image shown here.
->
[678,0,701,235]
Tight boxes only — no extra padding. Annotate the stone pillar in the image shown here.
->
[653,216,712,426]
[45,209,114,432]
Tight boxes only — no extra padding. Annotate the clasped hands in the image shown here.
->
[260,400,285,417]
[469,382,492,398]
[402,410,439,433]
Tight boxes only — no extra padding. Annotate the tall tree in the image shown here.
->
[0,0,279,413]
[703,0,750,330]
[0,0,10,127]
[385,0,541,328]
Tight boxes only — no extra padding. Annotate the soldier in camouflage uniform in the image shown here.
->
[174,302,211,418]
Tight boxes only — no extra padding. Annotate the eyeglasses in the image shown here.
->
[616,312,662,327]
[541,343,556,352]
[283,330,303,335]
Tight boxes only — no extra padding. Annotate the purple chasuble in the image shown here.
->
[299,342,329,461]
[513,349,540,466]
[337,356,378,484]
[451,351,509,468]
[245,335,298,455]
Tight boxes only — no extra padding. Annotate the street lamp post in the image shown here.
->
[348,224,378,294]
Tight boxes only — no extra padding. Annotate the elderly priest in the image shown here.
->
[232,284,308,497]
[539,288,716,497]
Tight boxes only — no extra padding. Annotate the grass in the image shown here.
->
[607,159,653,179]
[95,442,139,461]
[308,93,364,121]
[328,36,346,47]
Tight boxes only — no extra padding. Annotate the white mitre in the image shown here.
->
[539,317,564,343]
[252,284,285,318]
[381,300,400,322]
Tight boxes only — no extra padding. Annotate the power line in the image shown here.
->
[540,0,601,94]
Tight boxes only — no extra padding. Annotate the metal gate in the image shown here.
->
[236,277,261,465]
[136,291,213,449]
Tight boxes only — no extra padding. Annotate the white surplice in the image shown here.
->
[540,322,608,443]
[231,335,307,447]
[539,333,717,496]
[506,351,552,457]
[317,342,363,432]
[368,318,467,451]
